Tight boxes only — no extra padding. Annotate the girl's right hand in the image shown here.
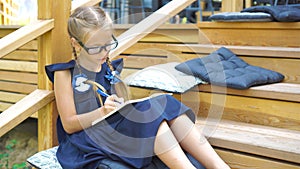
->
[103,95,124,115]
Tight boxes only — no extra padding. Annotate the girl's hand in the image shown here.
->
[103,95,124,115]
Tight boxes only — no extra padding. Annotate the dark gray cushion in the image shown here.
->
[175,47,284,89]
[241,5,300,22]
[209,12,273,22]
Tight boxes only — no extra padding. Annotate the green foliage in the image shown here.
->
[0,139,30,169]
[13,162,29,169]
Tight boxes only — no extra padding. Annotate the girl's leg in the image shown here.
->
[154,120,196,169]
[168,114,230,169]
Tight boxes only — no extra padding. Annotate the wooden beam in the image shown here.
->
[0,89,54,137]
[110,0,196,59]
[0,19,54,58]
[37,0,72,151]
[71,0,102,14]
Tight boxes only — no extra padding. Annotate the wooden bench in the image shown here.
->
[116,42,300,168]
[0,25,38,114]
[197,22,300,47]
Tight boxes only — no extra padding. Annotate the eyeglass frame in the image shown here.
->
[75,35,118,55]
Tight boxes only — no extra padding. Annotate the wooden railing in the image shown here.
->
[0,19,54,58]
[0,89,54,137]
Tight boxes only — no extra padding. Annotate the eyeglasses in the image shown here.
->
[76,35,118,55]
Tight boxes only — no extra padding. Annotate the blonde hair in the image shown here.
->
[68,6,130,101]
[68,6,112,43]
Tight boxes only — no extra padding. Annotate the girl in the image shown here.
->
[45,6,230,169]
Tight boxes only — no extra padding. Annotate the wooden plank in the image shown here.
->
[138,31,197,43]
[0,25,20,37]
[198,22,300,29]
[0,60,37,72]
[114,24,199,44]
[0,70,37,83]
[120,55,168,69]
[196,120,300,164]
[197,83,300,103]
[126,87,300,131]
[0,91,26,103]
[215,148,300,169]
[0,81,37,94]
[18,40,37,50]
[110,0,197,59]
[195,92,300,131]
[0,102,13,112]
[0,19,54,58]
[2,50,37,61]
[0,89,55,137]
[197,22,300,47]
[167,44,300,59]
[120,43,300,59]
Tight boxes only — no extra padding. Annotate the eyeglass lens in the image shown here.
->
[87,40,118,55]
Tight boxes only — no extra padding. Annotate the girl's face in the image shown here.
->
[79,29,116,65]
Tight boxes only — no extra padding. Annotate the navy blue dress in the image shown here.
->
[45,59,203,169]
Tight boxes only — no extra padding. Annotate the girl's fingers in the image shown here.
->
[103,95,124,113]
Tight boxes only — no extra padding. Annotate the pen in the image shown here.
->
[96,89,122,104]
[96,89,110,97]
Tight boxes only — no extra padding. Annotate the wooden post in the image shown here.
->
[221,0,244,12]
[245,0,252,8]
[37,0,72,151]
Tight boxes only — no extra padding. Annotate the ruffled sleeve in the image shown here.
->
[45,59,123,83]
[112,58,123,73]
[45,60,76,83]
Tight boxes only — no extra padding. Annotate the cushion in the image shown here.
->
[27,148,205,169]
[124,62,206,93]
[175,47,284,89]
[27,146,62,169]
[241,5,300,22]
[209,12,273,22]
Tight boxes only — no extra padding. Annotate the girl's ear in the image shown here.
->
[70,37,81,52]
[70,37,77,47]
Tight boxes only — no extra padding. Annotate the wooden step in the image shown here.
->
[196,119,300,166]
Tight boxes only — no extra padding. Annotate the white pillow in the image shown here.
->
[27,146,62,169]
[124,62,206,93]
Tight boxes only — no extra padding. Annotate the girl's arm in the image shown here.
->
[54,70,116,134]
